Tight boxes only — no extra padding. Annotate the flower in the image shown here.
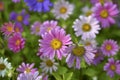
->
[90,0,112,4]
[12,0,20,3]
[24,0,53,12]
[0,22,14,36]
[17,71,42,80]
[39,27,72,59]
[52,0,74,20]
[81,6,93,17]
[17,62,37,73]
[31,21,42,36]
[0,1,4,11]
[101,39,119,56]
[40,20,59,35]
[92,2,119,28]
[0,57,12,77]
[10,10,30,25]
[104,58,120,77]
[8,33,25,53]
[73,15,101,40]
[66,45,95,69]
[40,58,58,74]
[14,23,23,33]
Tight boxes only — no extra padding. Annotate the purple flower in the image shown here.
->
[14,23,23,33]
[8,33,25,53]
[101,39,119,57]
[17,62,37,73]
[92,2,119,28]
[10,10,29,25]
[12,0,20,3]
[39,27,72,60]
[104,58,120,77]
[24,0,53,12]
[66,45,95,69]
[90,0,111,4]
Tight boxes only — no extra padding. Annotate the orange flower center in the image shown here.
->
[15,27,20,32]
[7,26,13,32]
[15,39,21,46]
[0,2,3,10]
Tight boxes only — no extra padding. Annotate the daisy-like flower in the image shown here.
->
[14,23,23,33]
[12,0,20,3]
[24,0,53,12]
[40,20,59,35]
[17,71,42,80]
[92,2,119,28]
[90,0,112,4]
[104,58,120,77]
[17,62,37,73]
[73,15,101,40]
[40,58,58,74]
[8,33,25,53]
[101,39,119,56]
[31,21,42,36]
[82,6,93,17]
[10,10,29,25]
[39,27,72,59]
[0,1,4,11]
[66,44,95,69]
[0,57,12,77]
[52,0,74,20]
[0,22,14,36]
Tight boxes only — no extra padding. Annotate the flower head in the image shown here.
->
[92,2,119,28]
[14,23,23,33]
[24,0,53,12]
[0,57,12,77]
[39,27,72,60]
[12,0,20,3]
[101,39,119,56]
[90,0,112,4]
[82,6,93,17]
[8,33,25,53]
[73,15,101,40]
[52,0,74,20]
[104,58,120,77]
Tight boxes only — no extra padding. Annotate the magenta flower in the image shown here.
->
[90,0,111,4]
[17,62,37,73]
[0,22,14,36]
[39,27,72,60]
[93,2,119,28]
[31,21,42,36]
[8,33,25,53]
[40,20,59,35]
[104,58,120,77]
[66,45,95,69]
[101,39,119,56]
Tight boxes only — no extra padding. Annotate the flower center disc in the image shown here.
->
[17,15,23,22]
[72,46,85,56]
[51,39,62,50]
[86,11,92,17]
[16,39,21,46]
[25,68,31,73]
[7,26,13,32]
[60,7,67,14]
[82,23,91,32]
[99,0,104,4]
[0,63,6,70]
[105,44,112,51]
[46,60,53,67]
[100,10,108,18]
[110,64,116,71]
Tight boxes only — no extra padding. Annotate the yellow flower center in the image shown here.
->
[36,27,40,32]
[60,7,67,14]
[17,15,23,22]
[7,26,13,32]
[100,10,108,18]
[15,27,20,32]
[82,23,91,32]
[86,11,92,17]
[15,39,21,46]
[51,39,62,50]
[99,0,104,4]
[110,64,116,71]
[72,46,85,56]
[37,0,44,2]
[105,44,112,51]
[85,42,91,46]
[25,68,31,73]
[46,60,53,67]
[0,63,6,70]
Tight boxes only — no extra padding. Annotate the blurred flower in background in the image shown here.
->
[0,1,4,11]
[12,0,21,3]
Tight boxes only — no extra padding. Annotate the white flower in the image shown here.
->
[0,57,12,77]
[52,0,74,20]
[40,58,58,74]
[81,6,93,16]
[73,15,101,40]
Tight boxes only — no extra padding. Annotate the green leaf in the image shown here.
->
[80,58,87,68]
[57,66,68,75]
[84,68,97,77]
[52,73,62,80]
[63,72,73,80]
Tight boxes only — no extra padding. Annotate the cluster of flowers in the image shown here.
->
[0,0,120,79]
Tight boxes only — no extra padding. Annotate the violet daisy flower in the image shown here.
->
[14,23,23,33]
[0,22,14,36]
[17,71,42,80]
[17,62,37,73]
[66,44,95,69]
[24,0,53,12]
[12,0,20,3]
[40,20,59,35]
[92,2,119,28]
[10,10,29,25]
[104,58,120,77]
[8,33,25,53]
[101,39,119,57]
[39,27,72,60]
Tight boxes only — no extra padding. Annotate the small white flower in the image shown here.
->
[0,57,12,77]
[40,58,58,74]
[52,0,74,20]
[81,6,93,16]
[73,15,101,40]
